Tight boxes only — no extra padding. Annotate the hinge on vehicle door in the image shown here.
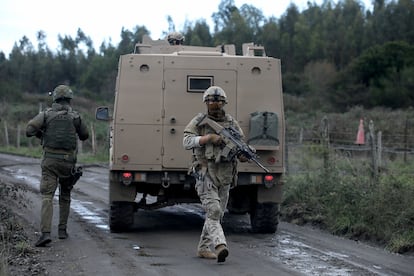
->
[161,108,165,118]
[161,146,164,156]
[162,80,165,89]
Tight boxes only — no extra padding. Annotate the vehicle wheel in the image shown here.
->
[109,201,134,233]
[250,202,279,233]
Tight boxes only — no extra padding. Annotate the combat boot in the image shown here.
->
[215,244,229,263]
[58,228,68,239]
[197,249,217,259]
[35,232,52,247]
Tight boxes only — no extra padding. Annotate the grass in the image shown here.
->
[282,145,414,253]
[0,231,8,276]
[0,180,41,276]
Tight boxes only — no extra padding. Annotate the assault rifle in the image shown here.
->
[197,116,269,173]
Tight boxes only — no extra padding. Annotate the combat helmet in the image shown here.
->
[167,32,184,45]
[52,85,73,102]
[203,86,228,103]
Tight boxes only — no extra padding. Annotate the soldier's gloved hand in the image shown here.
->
[208,134,222,145]
[35,131,43,139]
[238,154,249,162]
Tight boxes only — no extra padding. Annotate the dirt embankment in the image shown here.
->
[0,178,45,276]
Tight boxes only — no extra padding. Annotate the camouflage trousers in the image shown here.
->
[39,157,75,233]
[195,173,230,251]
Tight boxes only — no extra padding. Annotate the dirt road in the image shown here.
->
[0,153,413,276]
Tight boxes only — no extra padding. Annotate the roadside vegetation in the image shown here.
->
[0,180,45,275]
[282,106,414,253]
[282,152,414,253]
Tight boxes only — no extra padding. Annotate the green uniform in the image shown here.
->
[183,113,243,252]
[26,102,89,234]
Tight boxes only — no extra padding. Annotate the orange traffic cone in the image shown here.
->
[355,118,365,145]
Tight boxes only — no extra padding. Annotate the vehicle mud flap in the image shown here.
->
[109,175,137,202]
[257,181,283,203]
[109,201,135,233]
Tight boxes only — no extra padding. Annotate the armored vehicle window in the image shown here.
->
[187,76,213,92]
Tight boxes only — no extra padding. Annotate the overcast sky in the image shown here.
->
[0,0,372,56]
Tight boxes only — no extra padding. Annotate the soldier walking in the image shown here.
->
[183,86,247,262]
[26,84,89,247]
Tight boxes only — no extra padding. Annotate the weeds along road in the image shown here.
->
[0,153,413,276]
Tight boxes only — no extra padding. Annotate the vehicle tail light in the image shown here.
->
[264,174,275,188]
[121,172,132,185]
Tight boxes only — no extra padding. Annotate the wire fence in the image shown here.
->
[0,120,101,155]
[285,117,414,178]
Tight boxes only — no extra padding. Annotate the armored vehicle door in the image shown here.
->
[112,54,164,169]
[162,67,236,168]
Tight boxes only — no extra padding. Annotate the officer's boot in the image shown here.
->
[215,244,229,263]
[197,249,217,259]
[35,232,52,247]
[58,226,68,239]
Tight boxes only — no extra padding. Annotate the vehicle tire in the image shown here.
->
[109,201,134,233]
[250,202,279,233]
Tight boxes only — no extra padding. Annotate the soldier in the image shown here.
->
[183,86,247,263]
[26,84,89,247]
[166,31,184,45]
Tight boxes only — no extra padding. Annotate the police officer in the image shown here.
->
[166,31,184,45]
[183,86,247,262]
[26,84,89,247]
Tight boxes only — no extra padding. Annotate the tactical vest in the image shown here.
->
[193,113,236,162]
[43,109,78,151]
[192,113,238,185]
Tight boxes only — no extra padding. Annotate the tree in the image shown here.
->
[212,0,255,54]
[331,41,414,109]
[184,20,214,46]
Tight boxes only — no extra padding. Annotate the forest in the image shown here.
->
[0,0,413,112]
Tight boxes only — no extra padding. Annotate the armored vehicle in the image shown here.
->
[96,35,285,233]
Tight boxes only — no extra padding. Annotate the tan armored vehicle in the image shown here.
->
[96,35,285,233]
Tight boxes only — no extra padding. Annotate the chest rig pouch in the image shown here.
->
[194,114,237,185]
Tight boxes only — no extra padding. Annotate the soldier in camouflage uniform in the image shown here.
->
[26,84,89,247]
[183,86,247,263]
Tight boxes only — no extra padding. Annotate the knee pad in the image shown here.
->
[207,203,221,220]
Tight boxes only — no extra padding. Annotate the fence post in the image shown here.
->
[16,124,21,148]
[321,116,330,170]
[78,139,83,155]
[377,131,382,170]
[91,122,96,155]
[404,118,408,163]
[368,120,378,181]
[4,121,9,147]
